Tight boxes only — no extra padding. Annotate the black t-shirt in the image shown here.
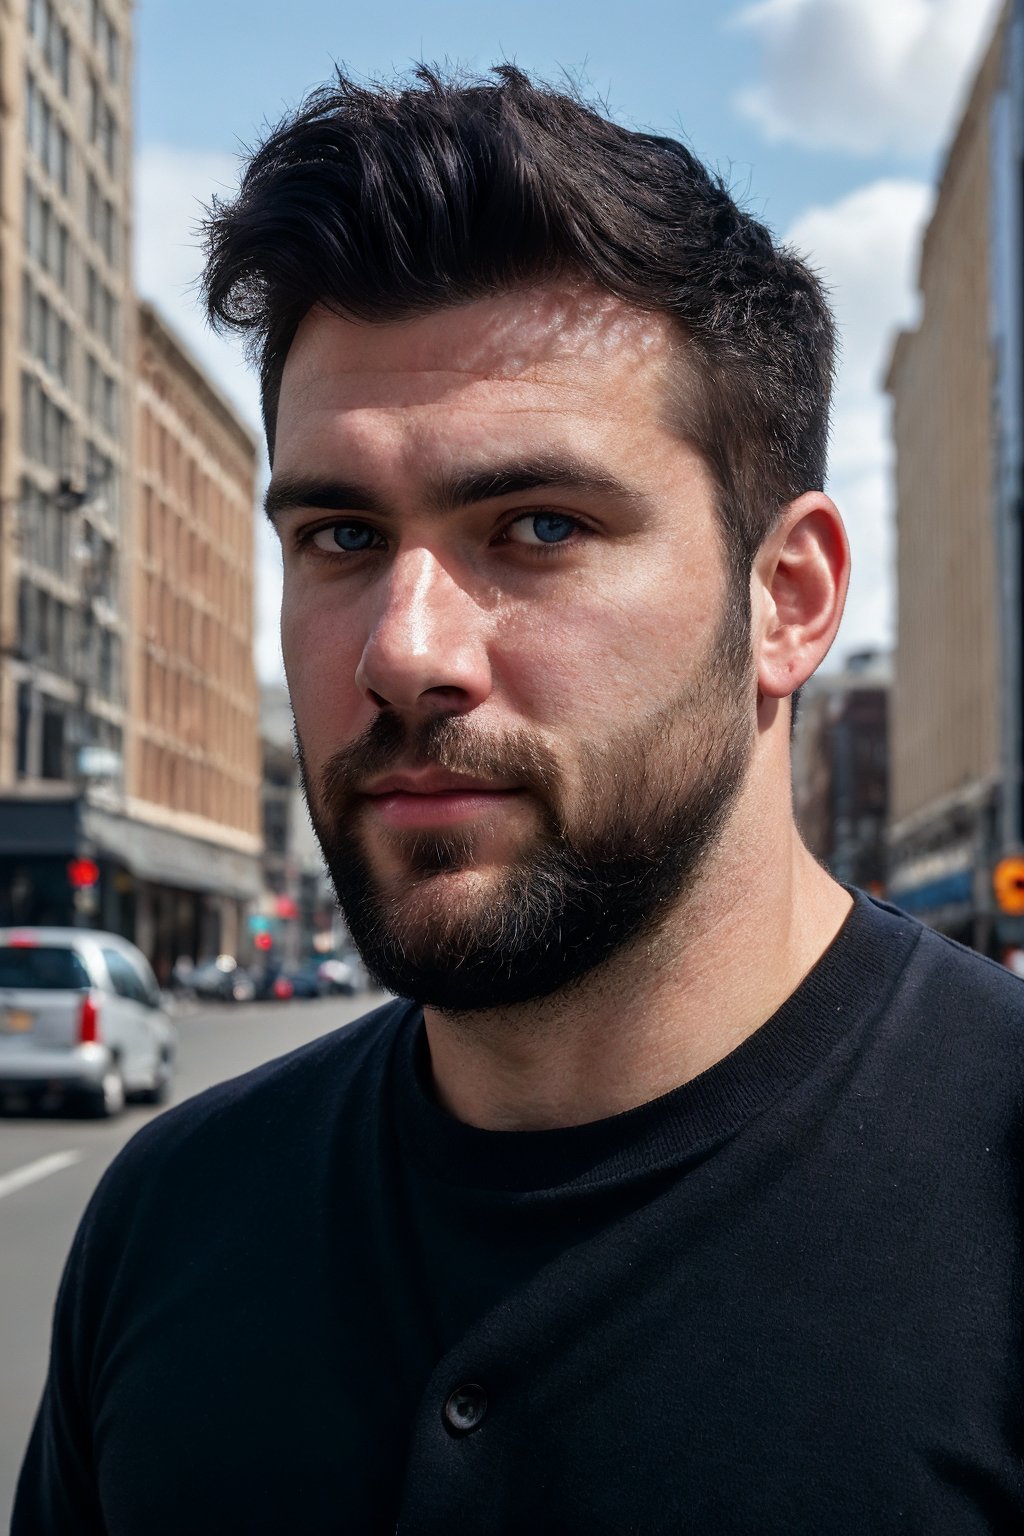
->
[13,893,1024,1533]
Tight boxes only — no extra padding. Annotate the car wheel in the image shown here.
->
[138,1058,173,1106]
[78,1065,126,1119]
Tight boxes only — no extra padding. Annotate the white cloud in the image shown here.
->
[733,0,1002,155]
[784,177,933,661]
[134,144,283,683]
[134,145,260,427]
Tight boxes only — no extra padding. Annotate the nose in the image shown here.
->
[355,548,492,714]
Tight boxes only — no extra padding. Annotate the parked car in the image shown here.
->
[250,963,294,1002]
[317,954,366,995]
[286,960,331,999]
[251,960,323,1002]
[0,927,176,1117]
[189,956,256,1003]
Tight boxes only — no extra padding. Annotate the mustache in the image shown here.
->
[313,712,562,810]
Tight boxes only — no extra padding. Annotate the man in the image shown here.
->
[15,67,1024,1533]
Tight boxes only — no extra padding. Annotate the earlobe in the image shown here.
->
[754,492,850,700]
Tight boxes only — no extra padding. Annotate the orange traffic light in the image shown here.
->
[993,857,1024,915]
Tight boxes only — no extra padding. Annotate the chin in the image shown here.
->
[384,862,505,922]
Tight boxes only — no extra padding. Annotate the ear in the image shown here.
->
[751,491,850,698]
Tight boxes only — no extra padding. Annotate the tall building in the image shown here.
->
[0,1,263,970]
[0,0,133,791]
[884,3,1022,951]
[128,302,261,981]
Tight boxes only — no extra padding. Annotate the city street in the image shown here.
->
[0,988,386,1524]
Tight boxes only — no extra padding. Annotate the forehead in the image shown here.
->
[273,285,684,458]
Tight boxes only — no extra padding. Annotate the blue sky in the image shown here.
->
[132,0,1002,679]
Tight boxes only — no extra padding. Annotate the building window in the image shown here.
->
[84,264,117,349]
[16,684,32,778]
[21,372,38,459]
[84,440,118,524]
[23,273,71,386]
[40,701,67,781]
[17,578,35,659]
[20,477,69,577]
[30,0,71,96]
[85,353,117,435]
[18,578,72,674]
[90,1,120,85]
[21,371,72,470]
[24,178,71,291]
[86,172,119,268]
[97,626,120,701]
[87,72,119,176]
[25,70,70,195]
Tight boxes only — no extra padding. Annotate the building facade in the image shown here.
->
[0,0,135,924]
[884,3,1024,951]
[0,0,132,789]
[0,2,263,973]
[127,302,261,981]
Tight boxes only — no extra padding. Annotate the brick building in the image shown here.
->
[127,302,261,979]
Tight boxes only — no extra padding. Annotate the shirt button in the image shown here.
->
[443,1382,488,1435]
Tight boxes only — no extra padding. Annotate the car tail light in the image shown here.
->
[79,994,101,1043]
[273,977,294,1000]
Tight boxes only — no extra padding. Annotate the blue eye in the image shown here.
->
[507,513,578,546]
[311,522,380,553]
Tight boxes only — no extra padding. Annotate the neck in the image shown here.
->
[421,806,853,1132]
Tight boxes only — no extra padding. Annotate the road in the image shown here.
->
[0,988,386,1526]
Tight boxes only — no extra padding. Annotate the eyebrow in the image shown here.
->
[263,455,639,523]
[264,476,384,522]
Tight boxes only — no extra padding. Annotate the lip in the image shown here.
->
[360,772,524,830]
[363,771,519,797]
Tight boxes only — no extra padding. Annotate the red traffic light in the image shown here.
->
[254,932,273,951]
[67,857,100,889]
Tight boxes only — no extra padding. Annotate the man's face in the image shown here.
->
[270,285,755,1010]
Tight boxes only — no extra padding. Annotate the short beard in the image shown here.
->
[298,588,755,1012]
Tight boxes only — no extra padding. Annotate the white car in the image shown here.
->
[0,927,176,1117]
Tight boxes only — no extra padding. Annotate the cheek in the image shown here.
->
[492,570,719,730]
[280,582,366,760]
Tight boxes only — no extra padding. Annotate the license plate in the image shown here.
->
[0,1009,33,1034]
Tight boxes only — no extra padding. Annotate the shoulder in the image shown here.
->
[868,893,1024,1017]
[857,892,1024,1090]
[91,995,416,1216]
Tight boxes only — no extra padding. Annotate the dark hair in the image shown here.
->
[202,64,835,572]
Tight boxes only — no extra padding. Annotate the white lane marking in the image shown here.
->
[0,1150,84,1202]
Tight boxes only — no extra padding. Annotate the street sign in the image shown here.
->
[993,857,1024,914]
[77,746,122,780]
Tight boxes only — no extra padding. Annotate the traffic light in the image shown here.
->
[68,857,100,889]
[254,931,273,952]
[994,857,1024,915]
